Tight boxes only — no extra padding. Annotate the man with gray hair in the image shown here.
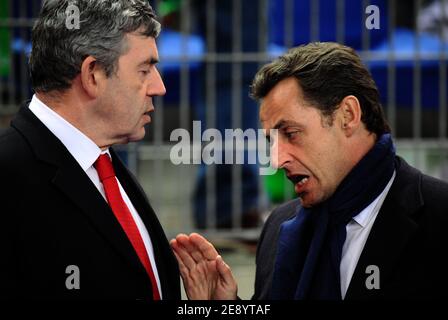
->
[0,0,180,300]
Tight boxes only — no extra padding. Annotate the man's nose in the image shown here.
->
[271,138,290,169]
[148,68,166,96]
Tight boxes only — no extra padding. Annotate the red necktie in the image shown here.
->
[94,154,161,300]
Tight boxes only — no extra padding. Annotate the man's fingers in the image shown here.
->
[170,240,187,271]
[216,255,235,286]
[172,250,189,278]
[170,240,190,279]
[171,238,197,271]
[176,234,205,263]
[190,233,219,260]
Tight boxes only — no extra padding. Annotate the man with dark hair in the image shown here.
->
[0,0,180,300]
[171,42,448,300]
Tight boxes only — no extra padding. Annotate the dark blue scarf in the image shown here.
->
[270,134,395,300]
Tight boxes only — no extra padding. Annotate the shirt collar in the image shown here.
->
[351,196,379,228]
[351,170,396,228]
[29,94,110,171]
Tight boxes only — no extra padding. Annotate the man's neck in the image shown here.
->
[35,91,110,150]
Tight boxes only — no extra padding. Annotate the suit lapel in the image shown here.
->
[345,157,423,299]
[111,149,180,299]
[11,106,151,286]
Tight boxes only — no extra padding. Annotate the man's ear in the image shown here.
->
[80,56,105,98]
[338,95,362,137]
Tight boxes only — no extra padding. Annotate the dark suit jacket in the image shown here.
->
[0,106,180,300]
[253,156,448,300]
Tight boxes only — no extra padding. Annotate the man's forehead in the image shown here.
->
[260,98,315,132]
[125,32,157,46]
[259,99,288,125]
[123,33,159,60]
[259,102,274,127]
[260,107,285,131]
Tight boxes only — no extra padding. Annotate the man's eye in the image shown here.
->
[140,70,150,76]
[285,131,298,139]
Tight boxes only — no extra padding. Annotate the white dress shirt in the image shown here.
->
[29,95,162,298]
[340,171,396,299]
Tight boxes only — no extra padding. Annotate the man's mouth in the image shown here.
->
[287,174,310,194]
[143,108,154,120]
[288,174,309,185]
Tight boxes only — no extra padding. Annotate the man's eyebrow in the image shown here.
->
[264,120,304,141]
[138,57,159,67]
[273,119,303,130]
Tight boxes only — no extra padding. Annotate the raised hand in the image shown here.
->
[170,233,238,300]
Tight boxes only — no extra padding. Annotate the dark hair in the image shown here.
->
[30,0,161,93]
[251,42,390,136]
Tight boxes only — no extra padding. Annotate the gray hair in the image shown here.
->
[30,0,161,92]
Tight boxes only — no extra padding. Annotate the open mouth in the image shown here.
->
[289,174,309,186]
[288,174,311,196]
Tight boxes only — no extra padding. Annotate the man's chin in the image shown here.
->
[298,198,312,208]
[127,128,146,142]
[298,192,317,208]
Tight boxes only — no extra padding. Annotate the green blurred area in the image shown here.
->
[264,169,296,204]
[0,1,10,77]
[159,0,181,17]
